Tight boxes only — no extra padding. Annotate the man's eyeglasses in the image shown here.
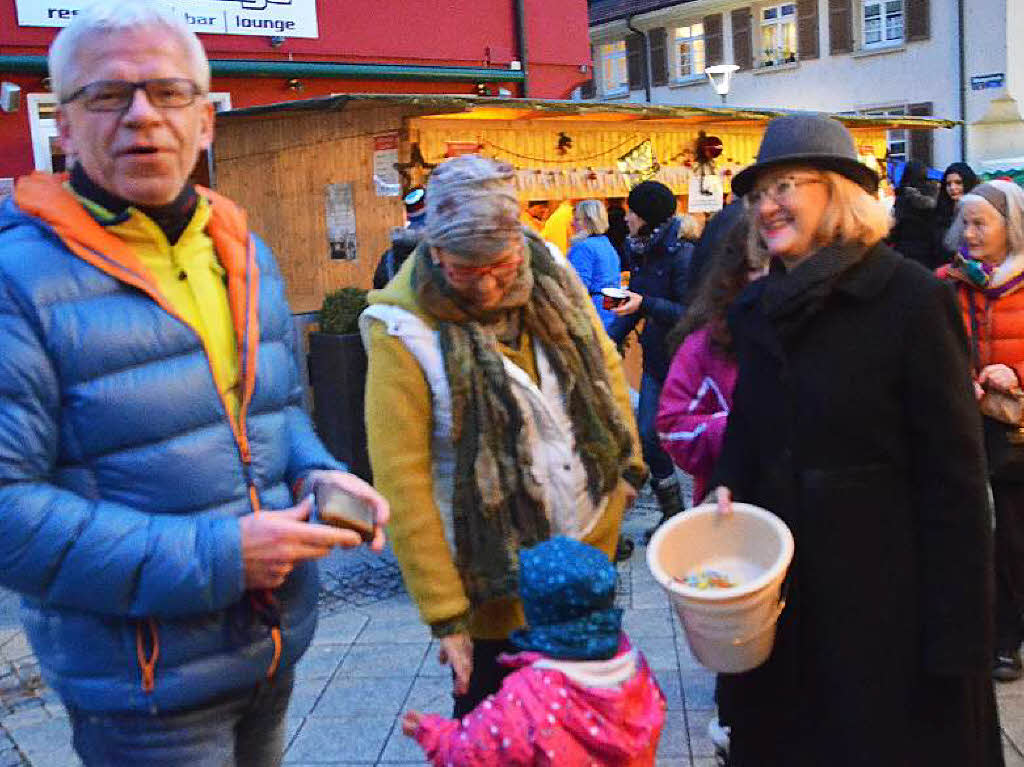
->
[60,78,204,112]
[746,175,824,207]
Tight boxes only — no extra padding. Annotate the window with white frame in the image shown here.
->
[863,0,903,47]
[673,23,705,80]
[760,4,797,66]
[863,106,907,162]
[599,41,629,95]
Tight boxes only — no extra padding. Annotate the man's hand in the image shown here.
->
[304,469,391,552]
[401,710,424,737]
[239,496,361,590]
[611,290,643,317]
[439,633,473,696]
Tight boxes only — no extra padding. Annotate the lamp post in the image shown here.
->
[704,64,739,104]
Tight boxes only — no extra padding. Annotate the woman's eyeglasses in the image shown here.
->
[60,78,204,112]
[746,176,824,207]
[441,255,522,285]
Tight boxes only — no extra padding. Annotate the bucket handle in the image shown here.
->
[730,572,791,647]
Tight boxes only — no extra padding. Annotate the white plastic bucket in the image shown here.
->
[646,503,794,673]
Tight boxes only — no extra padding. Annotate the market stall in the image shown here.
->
[211,94,954,314]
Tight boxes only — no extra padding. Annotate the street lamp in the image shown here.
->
[704,64,739,104]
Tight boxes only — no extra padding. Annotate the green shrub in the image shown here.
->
[319,287,369,335]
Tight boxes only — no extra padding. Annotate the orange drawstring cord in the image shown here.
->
[247,484,283,680]
[135,617,159,693]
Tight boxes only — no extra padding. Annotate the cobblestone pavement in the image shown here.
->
[1,489,1023,765]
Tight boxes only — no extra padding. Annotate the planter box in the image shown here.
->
[308,331,371,481]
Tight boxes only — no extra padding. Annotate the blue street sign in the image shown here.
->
[971,73,1005,91]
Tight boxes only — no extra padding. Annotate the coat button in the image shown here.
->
[563,464,571,471]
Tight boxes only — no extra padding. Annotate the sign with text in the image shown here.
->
[971,73,1005,91]
[688,173,723,213]
[373,133,401,198]
[16,0,319,38]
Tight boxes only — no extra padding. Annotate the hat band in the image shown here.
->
[510,607,622,661]
[972,183,1009,219]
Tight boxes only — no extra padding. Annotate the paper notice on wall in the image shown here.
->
[325,182,357,261]
[15,0,319,38]
[688,173,724,213]
[373,133,401,197]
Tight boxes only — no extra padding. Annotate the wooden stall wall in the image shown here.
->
[213,104,414,313]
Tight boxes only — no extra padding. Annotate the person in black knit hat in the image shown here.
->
[609,180,693,544]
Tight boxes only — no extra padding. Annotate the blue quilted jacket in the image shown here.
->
[0,174,342,713]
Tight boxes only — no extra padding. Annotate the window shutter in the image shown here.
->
[907,101,933,167]
[828,0,852,55]
[704,14,723,67]
[580,45,597,98]
[797,0,819,60]
[649,27,669,86]
[626,34,644,90]
[905,0,930,41]
[731,8,753,71]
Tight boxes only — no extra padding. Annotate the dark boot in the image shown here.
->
[614,535,634,563]
[643,476,684,543]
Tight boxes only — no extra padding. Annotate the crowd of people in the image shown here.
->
[0,2,1017,765]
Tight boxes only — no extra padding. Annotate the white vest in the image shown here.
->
[361,304,606,557]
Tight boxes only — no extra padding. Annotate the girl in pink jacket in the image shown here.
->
[402,536,665,766]
[657,213,764,504]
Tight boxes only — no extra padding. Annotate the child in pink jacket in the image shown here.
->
[657,212,764,503]
[402,536,666,766]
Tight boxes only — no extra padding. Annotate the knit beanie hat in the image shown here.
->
[509,536,622,661]
[627,180,677,229]
[425,154,523,259]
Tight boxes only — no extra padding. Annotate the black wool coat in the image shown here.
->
[712,243,1003,766]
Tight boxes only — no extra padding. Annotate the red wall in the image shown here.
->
[0,0,592,179]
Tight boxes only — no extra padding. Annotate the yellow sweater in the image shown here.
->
[364,256,645,639]
[75,194,240,421]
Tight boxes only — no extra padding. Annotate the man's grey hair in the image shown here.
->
[49,0,211,101]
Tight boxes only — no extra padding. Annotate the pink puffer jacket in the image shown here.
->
[656,325,738,503]
[414,639,665,766]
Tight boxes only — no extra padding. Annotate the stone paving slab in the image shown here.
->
[0,491,1023,765]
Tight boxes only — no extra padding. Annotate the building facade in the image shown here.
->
[580,0,1024,174]
[0,0,592,183]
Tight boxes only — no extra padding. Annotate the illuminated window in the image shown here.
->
[760,4,797,66]
[600,41,629,95]
[674,23,705,79]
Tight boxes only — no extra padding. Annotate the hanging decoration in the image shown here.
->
[393,143,437,193]
[617,139,659,187]
[556,132,573,156]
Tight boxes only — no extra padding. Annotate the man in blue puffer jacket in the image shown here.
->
[0,4,389,765]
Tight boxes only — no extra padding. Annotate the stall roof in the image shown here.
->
[218,93,957,130]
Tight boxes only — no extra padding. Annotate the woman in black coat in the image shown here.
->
[608,181,691,539]
[712,115,1002,766]
[889,159,942,269]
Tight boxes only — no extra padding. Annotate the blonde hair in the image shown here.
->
[678,213,703,241]
[748,169,890,261]
[574,199,609,236]
[49,0,211,100]
[944,179,1024,256]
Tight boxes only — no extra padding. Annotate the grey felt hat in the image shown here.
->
[731,114,879,197]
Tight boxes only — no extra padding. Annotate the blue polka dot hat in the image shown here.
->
[510,536,623,661]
